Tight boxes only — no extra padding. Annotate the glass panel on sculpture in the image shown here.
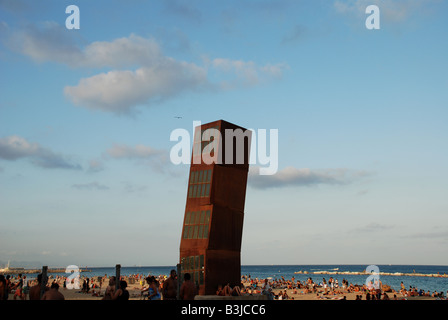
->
[195,211,200,224]
[193,225,198,239]
[201,183,206,197]
[203,225,208,239]
[207,169,212,182]
[205,184,210,197]
[200,211,205,224]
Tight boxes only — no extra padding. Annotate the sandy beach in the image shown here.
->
[9,286,432,300]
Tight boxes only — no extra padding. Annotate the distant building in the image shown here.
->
[179,120,251,295]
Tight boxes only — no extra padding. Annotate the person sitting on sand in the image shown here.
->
[216,284,225,296]
[42,283,65,300]
[222,283,233,296]
[231,285,243,296]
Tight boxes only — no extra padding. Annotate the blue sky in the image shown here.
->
[0,0,447,268]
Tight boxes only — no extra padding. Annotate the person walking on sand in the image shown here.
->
[180,273,196,300]
[162,270,178,300]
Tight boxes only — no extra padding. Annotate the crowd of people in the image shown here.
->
[2,271,447,301]
[240,274,448,300]
[0,269,199,301]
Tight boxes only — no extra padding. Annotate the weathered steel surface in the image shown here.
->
[179,120,251,295]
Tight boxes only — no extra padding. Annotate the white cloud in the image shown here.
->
[248,166,370,189]
[0,135,81,170]
[0,135,39,160]
[65,60,208,114]
[5,22,288,114]
[7,21,82,65]
[7,24,162,69]
[81,34,163,68]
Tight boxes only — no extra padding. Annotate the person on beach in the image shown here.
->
[21,275,29,300]
[29,273,48,300]
[262,279,273,300]
[141,276,161,300]
[0,275,7,300]
[102,276,116,300]
[149,276,161,300]
[179,273,196,300]
[216,284,224,296]
[112,281,129,301]
[12,274,23,300]
[41,283,65,300]
[162,269,178,300]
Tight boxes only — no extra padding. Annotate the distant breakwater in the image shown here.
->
[294,270,448,278]
[0,268,91,275]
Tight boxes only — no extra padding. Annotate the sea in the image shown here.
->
[14,264,448,294]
